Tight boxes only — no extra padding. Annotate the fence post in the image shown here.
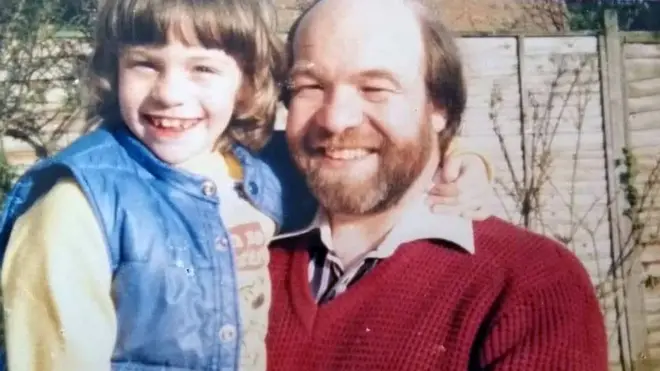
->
[600,8,646,370]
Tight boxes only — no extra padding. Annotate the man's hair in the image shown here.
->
[281,0,467,158]
[85,0,285,152]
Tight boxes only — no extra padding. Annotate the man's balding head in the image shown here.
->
[293,0,423,52]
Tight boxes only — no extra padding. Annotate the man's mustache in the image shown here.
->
[303,129,384,151]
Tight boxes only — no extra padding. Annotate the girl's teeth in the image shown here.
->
[150,118,199,130]
[325,149,370,160]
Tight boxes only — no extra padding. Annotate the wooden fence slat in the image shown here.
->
[601,9,646,369]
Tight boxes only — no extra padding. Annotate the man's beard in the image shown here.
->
[290,120,433,216]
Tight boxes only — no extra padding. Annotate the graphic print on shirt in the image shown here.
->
[231,222,268,272]
[228,220,272,371]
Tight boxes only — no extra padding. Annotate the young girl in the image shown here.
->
[0,0,493,370]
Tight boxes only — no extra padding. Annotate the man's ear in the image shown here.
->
[430,106,447,133]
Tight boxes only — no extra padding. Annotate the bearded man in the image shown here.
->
[266,0,609,370]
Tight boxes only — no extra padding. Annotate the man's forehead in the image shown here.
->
[290,38,423,82]
[291,0,424,76]
[288,59,410,86]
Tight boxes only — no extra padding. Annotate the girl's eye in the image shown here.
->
[194,65,219,74]
[362,86,387,93]
[131,60,156,70]
[294,84,323,93]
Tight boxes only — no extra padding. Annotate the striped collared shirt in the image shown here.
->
[306,229,380,303]
[277,197,476,303]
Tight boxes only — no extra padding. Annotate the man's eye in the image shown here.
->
[361,86,392,101]
[290,83,324,96]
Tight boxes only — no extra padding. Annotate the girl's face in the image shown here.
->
[117,40,243,165]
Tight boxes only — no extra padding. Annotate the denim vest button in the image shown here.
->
[247,181,258,195]
[202,180,216,196]
[215,236,229,251]
[218,324,237,343]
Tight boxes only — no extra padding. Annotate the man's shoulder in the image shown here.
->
[474,216,575,259]
[472,217,593,289]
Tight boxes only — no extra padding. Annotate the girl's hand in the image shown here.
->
[426,152,494,221]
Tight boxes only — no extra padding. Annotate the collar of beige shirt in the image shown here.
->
[274,195,475,258]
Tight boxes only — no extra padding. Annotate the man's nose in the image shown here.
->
[149,71,189,106]
[317,86,362,133]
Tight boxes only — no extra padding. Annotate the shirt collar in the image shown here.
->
[274,196,475,256]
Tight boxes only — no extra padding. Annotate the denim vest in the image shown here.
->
[0,125,317,371]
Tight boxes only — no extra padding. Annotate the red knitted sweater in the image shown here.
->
[267,217,608,371]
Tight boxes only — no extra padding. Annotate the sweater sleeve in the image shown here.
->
[477,247,608,371]
[0,179,116,371]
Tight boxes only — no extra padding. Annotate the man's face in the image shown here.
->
[285,0,444,215]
